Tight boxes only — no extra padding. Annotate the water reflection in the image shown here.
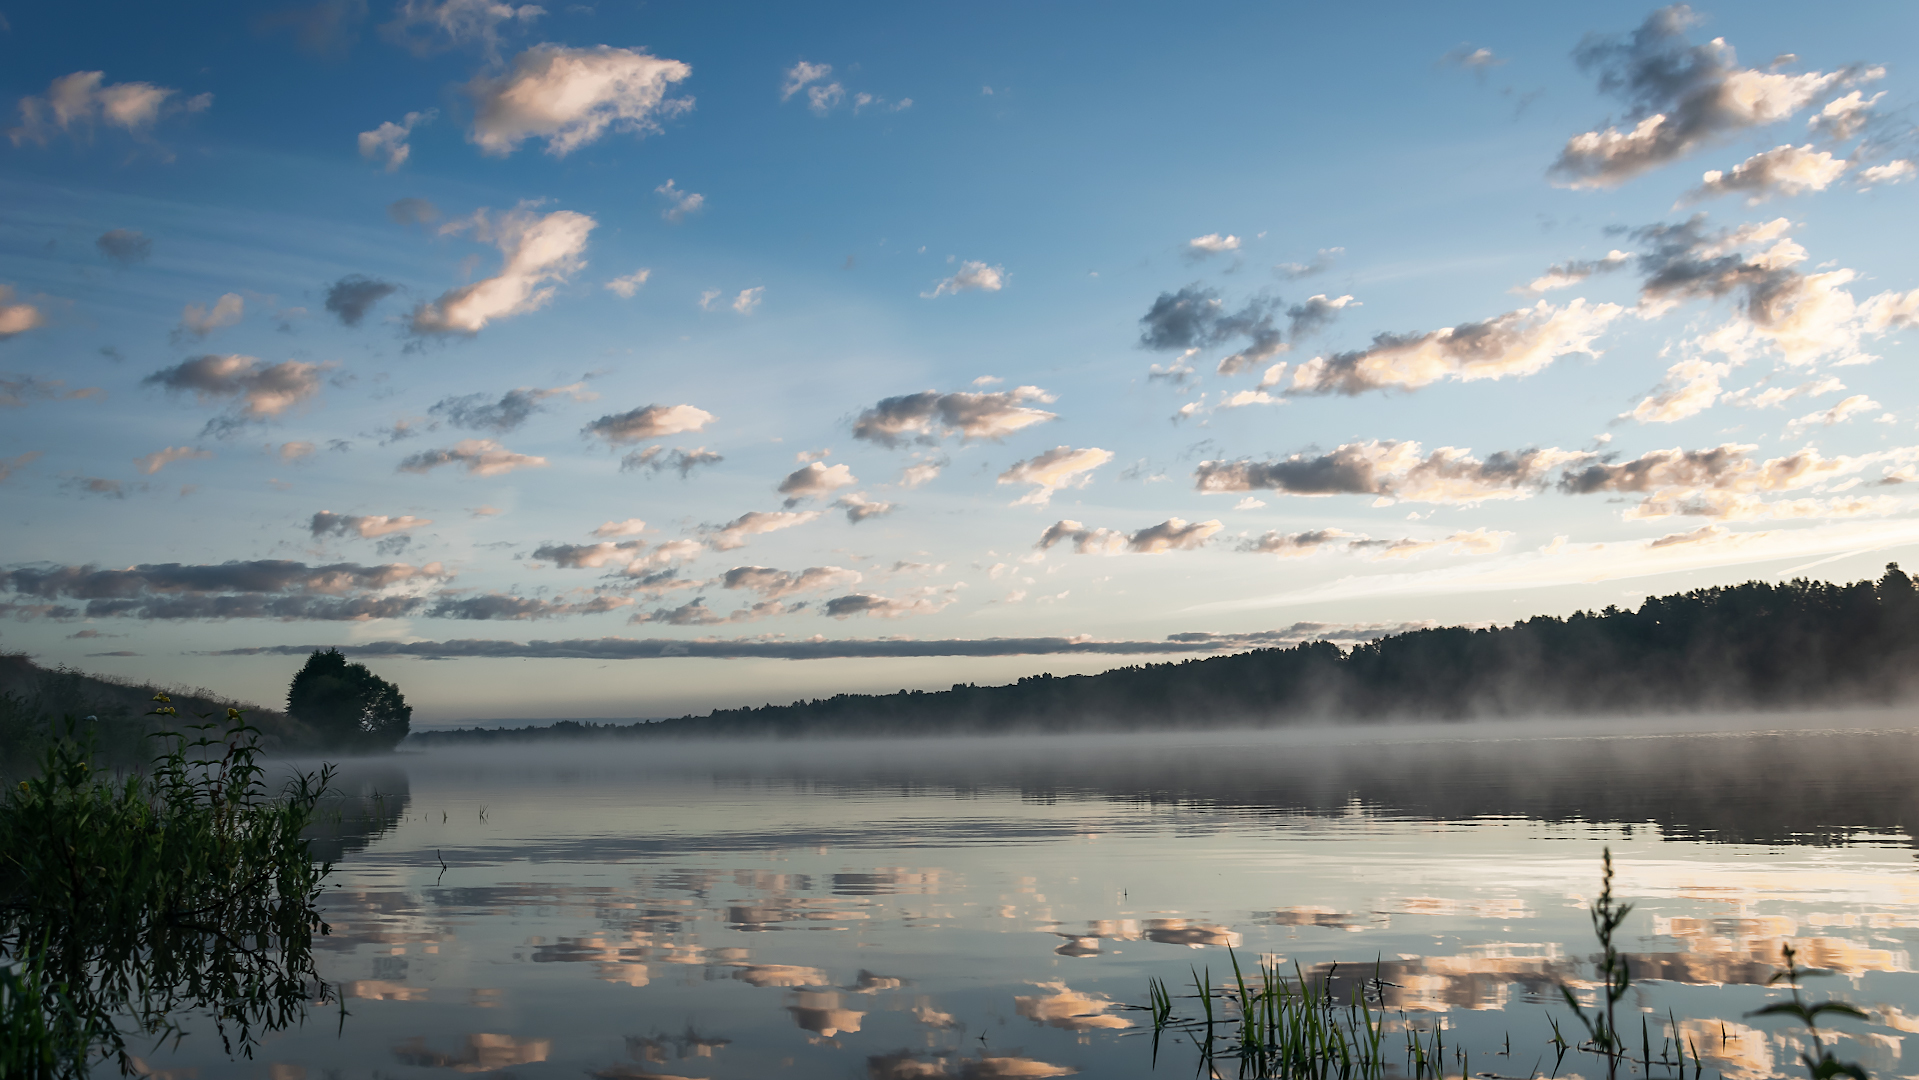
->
[867,1050,1077,1078]
[392,1032,552,1071]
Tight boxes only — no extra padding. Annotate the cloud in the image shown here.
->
[1349,527,1511,560]
[397,439,547,477]
[656,178,704,221]
[0,375,102,407]
[176,293,244,338]
[324,275,400,326]
[723,564,861,600]
[835,492,895,522]
[0,451,43,483]
[997,446,1114,506]
[144,354,323,418]
[278,441,316,461]
[1556,441,1904,519]
[1275,248,1342,279]
[709,510,820,551]
[1185,233,1240,260]
[583,403,713,444]
[922,261,1005,299]
[357,108,435,170]
[96,229,151,264]
[1551,7,1857,187]
[310,511,432,539]
[1135,287,1352,376]
[7,70,210,148]
[698,288,722,311]
[381,0,542,56]
[1630,356,1731,422]
[387,197,440,225]
[65,477,128,499]
[604,269,650,297]
[428,592,631,620]
[782,61,833,101]
[254,0,370,59]
[1783,393,1879,435]
[1241,528,1360,557]
[1037,517,1221,555]
[411,207,595,336]
[852,386,1056,447]
[466,44,692,157]
[1809,90,1883,142]
[1519,250,1630,293]
[1683,144,1848,204]
[621,446,723,478]
[0,286,46,339]
[134,446,212,475]
[822,586,959,619]
[591,518,646,538]
[731,286,764,314]
[1440,45,1506,75]
[2,558,448,621]
[430,382,593,433]
[1859,160,1915,186]
[1284,294,1357,340]
[1196,441,1587,505]
[532,540,644,568]
[1289,299,1622,395]
[777,461,857,506]
[899,459,945,488]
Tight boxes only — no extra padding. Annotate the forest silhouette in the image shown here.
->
[416,565,1919,741]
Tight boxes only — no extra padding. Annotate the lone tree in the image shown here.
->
[286,648,411,751]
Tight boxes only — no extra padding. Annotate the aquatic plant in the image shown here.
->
[1558,847,1633,1076]
[0,696,338,1076]
[1749,942,1871,1080]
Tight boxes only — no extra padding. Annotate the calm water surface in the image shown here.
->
[141,714,1919,1080]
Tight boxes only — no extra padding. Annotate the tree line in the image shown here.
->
[414,564,1919,742]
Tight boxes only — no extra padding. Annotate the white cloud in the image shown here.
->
[604,269,650,297]
[723,564,861,600]
[1784,394,1880,435]
[853,387,1055,447]
[178,293,244,338]
[358,109,437,171]
[731,286,764,314]
[411,208,595,335]
[592,518,646,538]
[1197,441,1589,506]
[143,354,323,418]
[698,289,722,311]
[7,71,209,147]
[1520,251,1631,294]
[998,446,1114,506]
[709,510,820,551]
[1354,528,1511,560]
[278,441,316,461]
[1684,144,1848,204]
[134,446,212,475]
[777,461,857,505]
[656,178,704,221]
[1630,357,1732,423]
[1809,90,1883,141]
[922,261,1005,298]
[781,61,833,101]
[1860,160,1916,187]
[0,285,46,340]
[310,511,433,539]
[1560,441,1917,520]
[397,439,548,477]
[808,83,846,115]
[1038,517,1221,555]
[1185,233,1240,259]
[1725,376,1845,410]
[899,460,944,488]
[835,492,895,523]
[466,44,692,157]
[583,404,713,444]
[1290,299,1623,395]
[822,587,960,619]
[382,0,544,57]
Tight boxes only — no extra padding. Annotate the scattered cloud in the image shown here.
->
[1552,7,1862,188]
[1809,89,1882,142]
[144,354,323,419]
[466,44,692,157]
[7,70,211,149]
[357,108,436,170]
[781,61,833,102]
[778,461,857,506]
[605,269,650,297]
[835,492,894,522]
[278,441,316,461]
[134,446,211,475]
[310,511,431,538]
[411,208,595,336]
[723,564,861,600]
[428,591,633,620]
[592,518,646,538]
[1185,233,1240,260]
[1290,299,1622,395]
[732,286,764,314]
[583,403,713,444]
[620,446,723,478]
[998,446,1114,506]
[1275,248,1342,279]
[0,451,44,483]
[899,459,945,488]
[0,286,46,339]
[852,386,1056,446]
[324,275,399,326]
[1038,517,1221,555]
[1241,528,1360,557]
[1683,144,1848,204]
[1440,45,1506,76]
[1557,441,1903,519]
[822,586,959,619]
[709,510,820,551]
[923,260,1005,298]
[1519,250,1630,293]
[1,558,448,621]
[1630,356,1731,422]
[1783,393,1879,435]
[1196,441,1588,505]
[1137,287,1354,376]
[381,0,542,57]
[95,229,151,265]
[430,382,593,433]
[397,439,547,477]
[1,375,102,408]
[656,178,703,221]
[176,293,244,339]
[1859,160,1915,187]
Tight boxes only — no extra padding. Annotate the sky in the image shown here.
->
[5,1,1919,724]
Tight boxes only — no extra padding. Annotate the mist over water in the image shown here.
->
[162,713,1919,1078]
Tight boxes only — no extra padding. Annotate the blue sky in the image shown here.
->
[5,0,1919,722]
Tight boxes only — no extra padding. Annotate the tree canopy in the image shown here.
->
[285,649,410,751]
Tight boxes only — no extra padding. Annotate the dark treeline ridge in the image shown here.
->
[414,566,1919,742]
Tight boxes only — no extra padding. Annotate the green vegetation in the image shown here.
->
[286,647,411,751]
[0,698,337,1077]
[417,566,1919,742]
